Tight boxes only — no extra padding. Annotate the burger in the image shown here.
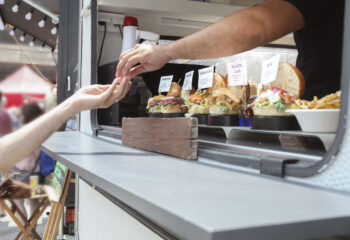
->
[147,95,165,113]
[160,82,187,113]
[209,87,241,115]
[185,89,210,115]
[147,82,187,115]
[159,97,186,113]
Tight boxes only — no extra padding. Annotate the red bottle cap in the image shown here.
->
[123,16,138,27]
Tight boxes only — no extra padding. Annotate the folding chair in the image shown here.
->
[0,193,49,240]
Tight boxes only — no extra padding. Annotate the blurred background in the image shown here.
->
[0,0,58,109]
[0,1,76,240]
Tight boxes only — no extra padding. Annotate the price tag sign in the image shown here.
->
[261,54,280,84]
[158,75,173,93]
[198,66,214,89]
[183,70,194,91]
[226,60,248,86]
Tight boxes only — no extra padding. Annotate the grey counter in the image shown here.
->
[42,132,350,240]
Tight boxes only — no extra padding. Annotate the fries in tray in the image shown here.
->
[292,91,341,109]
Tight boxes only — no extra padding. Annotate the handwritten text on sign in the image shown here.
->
[183,70,194,91]
[198,66,214,89]
[261,54,280,84]
[158,75,173,93]
[226,60,248,86]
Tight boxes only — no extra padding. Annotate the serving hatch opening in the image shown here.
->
[89,3,348,181]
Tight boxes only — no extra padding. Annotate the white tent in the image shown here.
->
[0,65,52,94]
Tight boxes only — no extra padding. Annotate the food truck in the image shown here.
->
[41,0,350,239]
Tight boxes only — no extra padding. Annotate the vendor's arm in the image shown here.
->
[0,78,132,172]
[116,0,304,79]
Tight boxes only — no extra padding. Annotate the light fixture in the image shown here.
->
[39,43,45,51]
[0,0,5,5]
[22,0,59,24]
[29,38,36,47]
[25,12,32,20]
[19,33,26,42]
[9,27,16,36]
[25,9,34,20]
[51,18,59,25]
[12,3,20,13]
[38,20,45,28]
[51,25,58,35]
[38,16,47,28]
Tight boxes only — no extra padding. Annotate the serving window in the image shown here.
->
[83,0,347,179]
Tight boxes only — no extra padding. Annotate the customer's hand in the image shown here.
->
[0,77,132,173]
[116,44,171,79]
[68,77,132,113]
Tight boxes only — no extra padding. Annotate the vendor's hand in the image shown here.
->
[68,77,132,113]
[116,44,171,79]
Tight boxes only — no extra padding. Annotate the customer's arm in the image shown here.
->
[0,78,132,172]
[116,0,304,79]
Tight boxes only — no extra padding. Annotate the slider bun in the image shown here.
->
[161,104,185,113]
[212,88,241,103]
[151,95,165,101]
[252,103,293,116]
[167,82,182,98]
[270,62,305,98]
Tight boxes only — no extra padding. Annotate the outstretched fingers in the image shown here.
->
[98,78,119,106]
[106,77,131,106]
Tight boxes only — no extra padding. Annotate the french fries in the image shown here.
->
[292,91,341,109]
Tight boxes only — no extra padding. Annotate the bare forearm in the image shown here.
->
[0,100,77,172]
[166,0,304,60]
[167,11,263,59]
[0,77,130,172]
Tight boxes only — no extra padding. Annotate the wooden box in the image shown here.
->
[122,117,198,160]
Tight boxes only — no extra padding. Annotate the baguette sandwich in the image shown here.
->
[252,62,305,116]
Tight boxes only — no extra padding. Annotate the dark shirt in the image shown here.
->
[285,0,344,100]
[0,108,12,136]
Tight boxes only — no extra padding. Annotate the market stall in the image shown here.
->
[0,65,51,108]
[41,0,350,239]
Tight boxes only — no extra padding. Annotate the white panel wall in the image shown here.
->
[78,179,164,240]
